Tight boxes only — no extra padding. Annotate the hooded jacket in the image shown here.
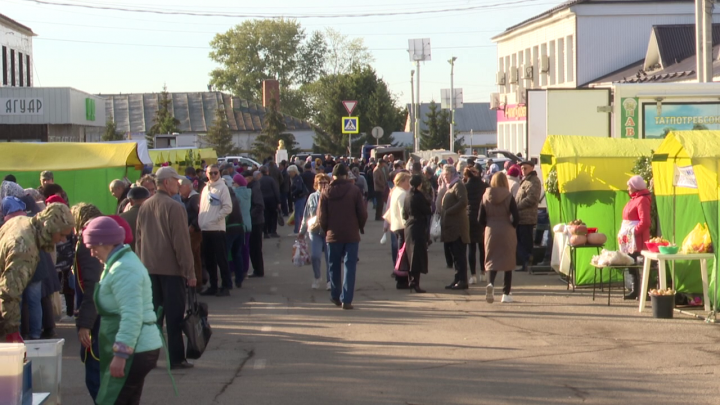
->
[515,171,543,225]
[199,179,233,232]
[318,178,367,243]
[623,188,652,252]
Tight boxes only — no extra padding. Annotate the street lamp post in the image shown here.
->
[410,70,416,150]
[448,56,457,153]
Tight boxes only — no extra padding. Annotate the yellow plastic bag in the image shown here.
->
[287,211,295,226]
[681,223,712,253]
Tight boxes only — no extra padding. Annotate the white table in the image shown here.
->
[639,251,714,312]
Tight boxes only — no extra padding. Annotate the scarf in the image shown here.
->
[32,203,75,252]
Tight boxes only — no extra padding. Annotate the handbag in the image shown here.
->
[430,213,442,240]
[394,242,409,277]
[307,215,322,233]
[182,289,212,359]
[277,209,285,226]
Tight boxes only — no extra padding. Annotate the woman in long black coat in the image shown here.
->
[463,167,488,285]
[404,175,432,293]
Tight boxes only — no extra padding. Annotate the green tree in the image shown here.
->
[693,123,709,130]
[204,108,238,157]
[146,85,180,149]
[102,119,124,141]
[419,101,463,151]
[661,126,677,138]
[297,31,327,85]
[323,28,374,76]
[252,98,300,160]
[309,67,403,156]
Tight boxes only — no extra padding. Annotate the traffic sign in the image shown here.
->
[342,100,357,116]
[371,126,384,139]
[342,117,359,134]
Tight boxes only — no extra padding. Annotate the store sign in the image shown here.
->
[644,102,720,138]
[85,98,96,121]
[497,104,527,122]
[620,97,638,138]
[1,98,43,115]
[673,165,698,189]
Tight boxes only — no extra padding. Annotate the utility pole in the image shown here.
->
[408,38,431,151]
[410,69,416,150]
[449,56,457,153]
[415,61,421,152]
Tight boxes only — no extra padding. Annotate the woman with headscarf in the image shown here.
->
[82,217,162,404]
[403,175,431,293]
[440,165,470,290]
[299,174,331,290]
[463,166,488,285]
[1,180,40,216]
[618,175,652,300]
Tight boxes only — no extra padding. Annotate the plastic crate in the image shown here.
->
[24,339,64,405]
[0,343,26,405]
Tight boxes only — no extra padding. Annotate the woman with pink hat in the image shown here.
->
[618,175,652,300]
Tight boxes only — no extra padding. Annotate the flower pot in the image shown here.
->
[650,294,674,319]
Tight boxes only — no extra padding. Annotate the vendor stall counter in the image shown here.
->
[639,251,714,313]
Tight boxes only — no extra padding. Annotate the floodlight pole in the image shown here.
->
[449,56,457,153]
[415,61,421,152]
[410,69,416,151]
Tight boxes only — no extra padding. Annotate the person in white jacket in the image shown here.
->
[199,164,233,297]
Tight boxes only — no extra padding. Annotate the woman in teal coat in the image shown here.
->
[83,216,163,404]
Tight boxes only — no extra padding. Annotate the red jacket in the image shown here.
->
[623,189,652,252]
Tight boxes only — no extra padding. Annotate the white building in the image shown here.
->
[0,13,34,88]
[491,0,720,156]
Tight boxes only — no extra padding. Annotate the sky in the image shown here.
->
[5,0,561,110]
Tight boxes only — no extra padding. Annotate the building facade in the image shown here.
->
[0,13,34,88]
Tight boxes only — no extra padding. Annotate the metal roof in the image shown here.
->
[406,102,496,133]
[0,13,35,36]
[653,24,720,68]
[102,92,313,134]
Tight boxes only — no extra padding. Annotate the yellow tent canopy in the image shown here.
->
[0,142,142,172]
[148,148,218,172]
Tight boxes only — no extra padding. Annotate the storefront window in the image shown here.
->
[643,102,720,138]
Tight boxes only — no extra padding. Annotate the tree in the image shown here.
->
[297,31,327,85]
[693,123,709,130]
[102,119,124,141]
[323,28,374,76]
[419,101,463,152]
[146,85,180,149]
[309,67,404,157]
[252,98,300,160]
[204,108,238,157]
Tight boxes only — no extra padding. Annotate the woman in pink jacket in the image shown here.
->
[618,175,652,300]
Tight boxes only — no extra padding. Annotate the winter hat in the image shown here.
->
[507,166,521,178]
[332,163,348,177]
[127,186,150,200]
[627,175,647,191]
[2,196,25,216]
[233,174,247,187]
[108,215,133,244]
[83,216,126,247]
[45,195,67,206]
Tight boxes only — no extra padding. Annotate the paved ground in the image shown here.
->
[54,217,720,405]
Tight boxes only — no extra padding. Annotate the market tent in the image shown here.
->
[149,147,218,172]
[540,135,663,286]
[100,140,152,165]
[652,130,720,303]
[0,142,143,214]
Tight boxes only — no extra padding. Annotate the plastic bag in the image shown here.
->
[430,213,441,240]
[380,232,388,245]
[681,223,713,253]
[292,238,310,267]
[287,211,295,226]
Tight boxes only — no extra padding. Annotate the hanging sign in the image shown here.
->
[620,97,638,138]
[673,165,698,189]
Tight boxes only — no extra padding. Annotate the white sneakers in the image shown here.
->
[311,278,321,290]
[468,276,477,285]
[486,284,494,303]
[326,281,332,291]
[501,294,513,303]
[478,272,486,283]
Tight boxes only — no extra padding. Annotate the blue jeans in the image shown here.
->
[327,242,359,304]
[309,232,328,280]
[22,281,43,339]
[390,231,399,266]
[293,197,307,234]
[226,231,245,285]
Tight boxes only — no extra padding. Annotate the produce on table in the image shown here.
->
[648,237,670,244]
[567,220,589,236]
[649,288,675,296]
[587,233,607,245]
[569,235,587,246]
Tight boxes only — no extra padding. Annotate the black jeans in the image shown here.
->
[468,240,486,275]
[115,349,160,405]
[150,274,186,365]
[264,199,278,235]
[444,243,454,267]
[202,231,231,290]
[447,238,468,283]
[489,271,513,295]
[249,223,265,276]
[516,224,534,267]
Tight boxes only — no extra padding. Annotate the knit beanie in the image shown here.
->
[45,195,67,206]
[108,215,133,244]
[83,216,126,247]
[507,166,521,178]
[233,173,247,187]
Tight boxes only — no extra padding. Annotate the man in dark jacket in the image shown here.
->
[243,170,266,277]
[279,161,291,216]
[301,162,316,193]
[318,164,368,310]
[119,186,149,252]
[515,161,543,272]
[259,166,281,238]
[180,179,203,288]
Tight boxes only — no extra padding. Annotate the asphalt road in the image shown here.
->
[55,216,720,405]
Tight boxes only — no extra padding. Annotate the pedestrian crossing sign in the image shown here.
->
[342,117,359,134]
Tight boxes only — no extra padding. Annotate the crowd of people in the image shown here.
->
[0,151,543,404]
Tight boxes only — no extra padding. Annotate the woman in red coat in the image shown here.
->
[618,175,652,299]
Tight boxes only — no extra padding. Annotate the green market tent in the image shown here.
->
[0,142,143,214]
[540,136,663,286]
[652,131,720,304]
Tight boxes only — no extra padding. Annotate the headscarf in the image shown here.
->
[0,180,25,199]
[24,188,42,202]
[71,203,103,233]
[31,203,75,252]
[627,175,647,191]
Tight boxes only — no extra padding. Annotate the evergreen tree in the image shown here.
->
[102,119,124,141]
[419,101,463,152]
[252,98,300,160]
[146,85,180,149]
[204,108,238,157]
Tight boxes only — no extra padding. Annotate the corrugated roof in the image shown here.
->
[0,13,35,36]
[653,24,720,67]
[102,92,313,133]
[406,102,496,132]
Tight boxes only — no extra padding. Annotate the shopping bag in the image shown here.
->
[182,289,212,359]
[430,213,442,240]
[292,238,310,267]
[277,209,285,226]
[681,223,713,253]
[307,215,322,233]
[287,211,295,226]
[394,243,409,277]
[51,292,63,317]
[380,232,388,245]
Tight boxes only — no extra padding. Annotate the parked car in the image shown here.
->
[217,156,262,169]
[291,153,326,165]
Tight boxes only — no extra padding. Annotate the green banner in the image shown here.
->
[620,97,639,139]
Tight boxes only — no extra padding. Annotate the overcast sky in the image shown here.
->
[6,0,559,108]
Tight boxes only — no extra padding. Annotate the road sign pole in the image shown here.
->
[415,61,420,152]
[449,57,456,153]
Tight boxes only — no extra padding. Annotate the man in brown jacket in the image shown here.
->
[515,161,543,272]
[136,167,196,370]
[318,164,368,310]
[440,165,470,290]
[373,160,388,221]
